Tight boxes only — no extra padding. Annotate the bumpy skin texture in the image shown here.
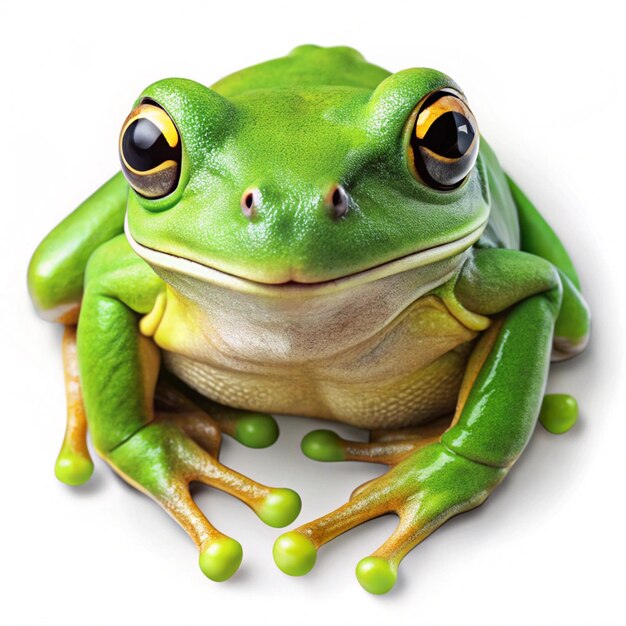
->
[27,45,590,593]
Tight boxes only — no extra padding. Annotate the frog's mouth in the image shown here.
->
[125,216,486,298]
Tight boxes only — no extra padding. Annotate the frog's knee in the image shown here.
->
[27,247,81,323]
[552,334,589,361]
[553,272,591,361]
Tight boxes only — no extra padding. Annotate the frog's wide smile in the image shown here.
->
[125,217,487,298]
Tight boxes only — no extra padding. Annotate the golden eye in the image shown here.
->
[408,90,479,190]
[119,101,181,199]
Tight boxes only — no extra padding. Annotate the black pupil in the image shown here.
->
[122,118,177,172]
[332,187,344,206]
[422,111,474,158]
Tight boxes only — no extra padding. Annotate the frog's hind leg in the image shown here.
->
[507,179,586,432]
[54,325,94,486]
[28,173,128,322]
[507,175,590,360]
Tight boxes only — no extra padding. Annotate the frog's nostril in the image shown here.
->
[241,188,260,219]
[327,184,350,220]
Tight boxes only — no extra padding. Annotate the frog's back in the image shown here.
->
[211,45,390,95]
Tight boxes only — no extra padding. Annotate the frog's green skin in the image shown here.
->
[28,45,590,594]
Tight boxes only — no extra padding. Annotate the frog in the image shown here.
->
[27,44,590,594]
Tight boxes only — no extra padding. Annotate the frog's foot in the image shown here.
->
[54,325,94,486]
[274,442,506,594]
[105,417,301,582]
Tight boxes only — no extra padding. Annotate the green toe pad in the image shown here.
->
[539,393,578,434]
[235,413,279,448]
[356,557,397,594]
[55,451,94,486]
[301,430,345,461]
[199,537,243,582]
[258,488,302,528]
[273,532,317,576]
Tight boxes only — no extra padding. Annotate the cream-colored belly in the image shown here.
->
[163,304,476,429]
[140,249,491,429]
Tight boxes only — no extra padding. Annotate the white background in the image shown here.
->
[1,1,624,624]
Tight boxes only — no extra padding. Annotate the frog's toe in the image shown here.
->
[539,393,578,434]
[301,429,420,464]
[301,417,451,465]
[198,536,243,582]
[355,557,397,595]
[300,430,422,465]
[272,531,317,576]
[301,430,345,461]
[232,412,279,448]
[191,456,301,528]
[55,448,94,486]
[199,405,279,449]
[258,488,302,528]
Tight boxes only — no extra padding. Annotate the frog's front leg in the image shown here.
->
[274,249,570,594]
[79,235,301,582]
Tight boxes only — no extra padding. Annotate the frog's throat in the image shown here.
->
[124,216,486,299]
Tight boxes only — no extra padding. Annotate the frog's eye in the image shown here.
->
[119,101,181,199]
[408,90,479,190]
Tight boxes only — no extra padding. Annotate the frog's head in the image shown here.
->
[121,68,488,292]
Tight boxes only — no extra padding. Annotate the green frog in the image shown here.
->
[27,45,589,594]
